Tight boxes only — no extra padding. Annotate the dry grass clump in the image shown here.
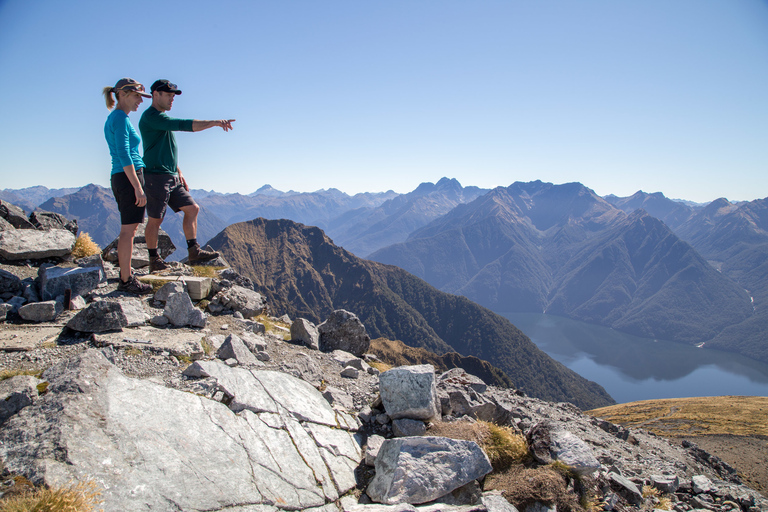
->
[70,233,101,259]
[255,314,291,340]
[368,361,393,373]
[0,479,102,512]
[0,369,42,382]
[588,396,768,437]
[485,465,582,512]
[427,420,528,471]
[642,485,672,510]
[190,265,225,278]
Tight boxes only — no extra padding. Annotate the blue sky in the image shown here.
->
[0,0,766,203]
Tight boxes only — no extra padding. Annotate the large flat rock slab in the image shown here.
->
[0,325,62,351]
[93,326,205,360]
[0,350,362,511]
[0,229,76,260]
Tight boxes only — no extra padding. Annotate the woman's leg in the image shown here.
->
[118,223,140,282]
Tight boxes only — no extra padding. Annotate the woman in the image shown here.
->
[103,77,153,294]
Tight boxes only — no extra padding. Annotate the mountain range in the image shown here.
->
[5,179,766,363]
[370,181,756,353]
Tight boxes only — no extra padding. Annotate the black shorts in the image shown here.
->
[144,173,196,219]
[111,169,146,225]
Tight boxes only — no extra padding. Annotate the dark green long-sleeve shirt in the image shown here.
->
[139,106,194,175]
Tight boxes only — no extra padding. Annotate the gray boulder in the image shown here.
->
[0,200,35,229]
[365,435,385,466]
[5,296,25,314]
[608,472,643,505]
[18,300,62,322]
[0,351,361,511]
[0,269,22,294]
[29,211,78,235]
[38,265,102,301]
[439,368,487,394]
[392,418,426,437]
[210,285,267,318]
[692,474,716,494]
[216,334,259,366]
[119,298,149,327]
[380,364,440,421]
[318,309,370,356]
[0,303,11,322]
[0,228,76,260]
[651,474,680,493]
[526,420,600,476]
[291,318,319,350]
[366,436,493,505]
[482,493,521,512]
[163,292,206,328]
[75,254,107,283]
[0,216,13,231]
[67,300,127,332]
[154,281,186,303]
[0,375,42,425]
[21,279,40,303]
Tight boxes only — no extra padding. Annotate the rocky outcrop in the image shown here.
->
[1,219,767,512]
[0,350,361,511]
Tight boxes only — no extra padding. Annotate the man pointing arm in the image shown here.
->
[139,79,235,271]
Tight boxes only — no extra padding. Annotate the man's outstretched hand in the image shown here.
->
[217,119,236,131]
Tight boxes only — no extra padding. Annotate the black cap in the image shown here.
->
[150,79,182,95]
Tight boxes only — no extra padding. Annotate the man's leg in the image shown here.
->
[179,203,200,241]
[145,216,163,251]
[179,202,219,262]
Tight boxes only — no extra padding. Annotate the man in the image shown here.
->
[139,79,235,271]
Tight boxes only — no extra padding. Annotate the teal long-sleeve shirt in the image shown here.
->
[105,109,145,175]
[139,106,194,175]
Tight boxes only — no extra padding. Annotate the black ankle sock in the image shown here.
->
[187,239,197,249]
[148,248,159,258]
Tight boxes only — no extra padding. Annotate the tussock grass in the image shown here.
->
[368,361,392,373]
[485,465,583,512]
[643,485,672,510]
[0,480,102,511]
[70,233,101,259]
[0,369,42,382]
[428,420,528,471]
[200,337,214,356]
[255,314,291,340]
[190,266,225,279]
[588,396,768,437]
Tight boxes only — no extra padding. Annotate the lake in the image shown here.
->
[501,312,768,405]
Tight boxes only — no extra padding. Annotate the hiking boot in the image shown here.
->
[149,255,169,273]
[117,274,152,295]
[188,243,220,263]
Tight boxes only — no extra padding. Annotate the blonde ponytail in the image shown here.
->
[103,86,116,110]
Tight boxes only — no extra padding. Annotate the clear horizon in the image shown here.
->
[1,1,766,204]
